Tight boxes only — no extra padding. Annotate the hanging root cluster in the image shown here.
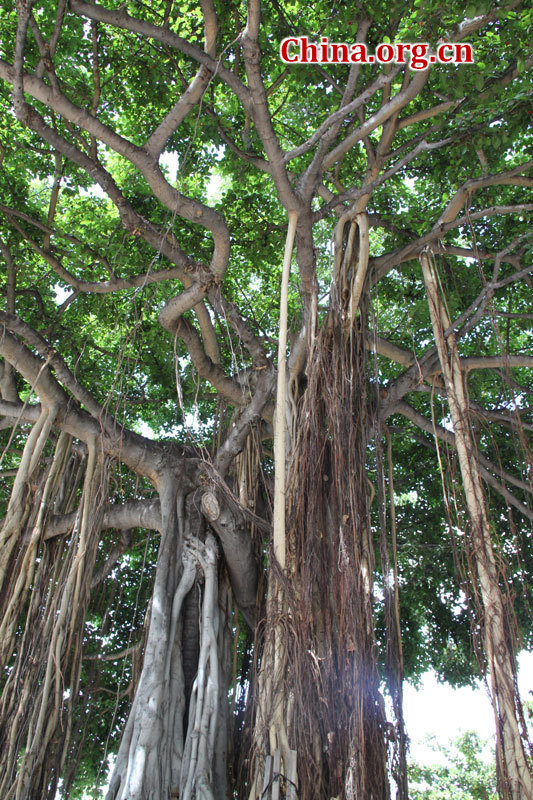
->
[262,294,390,799]
[421,249,533,800]
[0,425,108,800]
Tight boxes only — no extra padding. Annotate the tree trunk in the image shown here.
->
[106,475,232,800]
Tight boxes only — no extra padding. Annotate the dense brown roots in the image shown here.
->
[0,433,108,799]
[250,270,394,799]
[286,314,389,799]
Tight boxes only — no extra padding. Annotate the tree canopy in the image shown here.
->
[0,1,532,799]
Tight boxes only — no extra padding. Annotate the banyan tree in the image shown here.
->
[0,1,532,798]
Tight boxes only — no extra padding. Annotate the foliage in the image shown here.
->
[409,732,497,800]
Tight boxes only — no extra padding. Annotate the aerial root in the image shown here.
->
[180,534,221,800]
[0,434,108,800]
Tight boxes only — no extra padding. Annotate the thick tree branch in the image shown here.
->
[144,0,216,155]
[146,66,212,157]
[286,64,400,166]
[0,59,231,279]
[316,135,453,220]
[35,492,259,622]
[69,0,251,111]
[0,378,171,482]
[372,200,533,281]
[36,498,163,541]
[463,355,533,373]
[397,99,458,130]
[201,489,258,623]
[175,319,246,406]
[214,370,275,476]
[371,334,533,377]
[322,69,429,171]
[437,163,533,226]
[241,2,300,213]
[393,400,533,521]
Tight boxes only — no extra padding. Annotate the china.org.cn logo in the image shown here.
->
[280,37,474,70]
